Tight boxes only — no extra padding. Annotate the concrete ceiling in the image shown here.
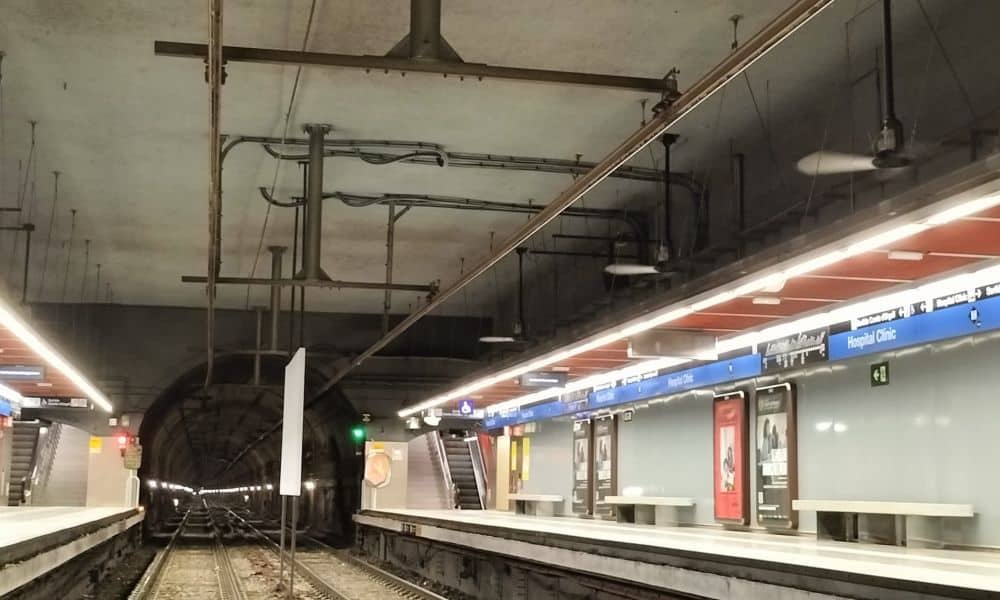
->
[0,0,994,321]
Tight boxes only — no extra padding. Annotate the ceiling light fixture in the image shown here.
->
[887,250,924,261]
[398,189,1000,419]
[752,296,782,305]
[0,382,24,405]
[0,301,113,412]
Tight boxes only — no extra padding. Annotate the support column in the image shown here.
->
[298,123,331,280]
[268,246,286,351]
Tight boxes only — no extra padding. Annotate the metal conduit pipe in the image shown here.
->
[299,124,331,280]
[309,0,836,398]
[268,246,285,351]
[256,188,650,261]
[257,140,702,188]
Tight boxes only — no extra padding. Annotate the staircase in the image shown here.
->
[442,436,482,510]
[8,421,41,506]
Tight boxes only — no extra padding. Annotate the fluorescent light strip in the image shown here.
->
[717,262,1000,355]
[398,190,1000,419]
[0,303,113,413]
[485,356,690,417]
[0,382,24,405]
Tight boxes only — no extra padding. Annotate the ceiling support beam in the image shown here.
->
[153,41,674,93]
[180,275,436,294]
[304,0,836,400]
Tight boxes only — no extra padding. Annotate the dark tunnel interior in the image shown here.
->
[137,353,362,545]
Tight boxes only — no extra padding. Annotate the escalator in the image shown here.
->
[7,420,41,506]
[442,435,483,510]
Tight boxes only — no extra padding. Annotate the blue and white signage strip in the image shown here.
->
[0,397,11,417]
[484,354,762,430]
[589,353,762,408]
[829,292,1000,360]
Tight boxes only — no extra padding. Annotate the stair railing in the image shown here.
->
[23,423,61,505]
[467,436,488,510]
[430,431,458,509]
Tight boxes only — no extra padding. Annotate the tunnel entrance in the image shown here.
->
[137,352,361,545]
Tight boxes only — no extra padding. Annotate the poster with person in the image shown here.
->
[755,383,798,529]
[713,391,748,524]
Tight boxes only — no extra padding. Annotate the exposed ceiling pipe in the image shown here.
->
[298,123,331,280]
[307,0,836,399]
[205,0,223,388]
[256,139,703,186]
[268,246,284,351]
[257,188,649,259]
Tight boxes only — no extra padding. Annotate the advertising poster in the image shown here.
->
[713,391,748,525]
[592,415,618,519]
[755,383,798,529]
[572,419,592,515]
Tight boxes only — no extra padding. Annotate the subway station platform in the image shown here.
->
[355,509,1000,599]
[0,506,144,596]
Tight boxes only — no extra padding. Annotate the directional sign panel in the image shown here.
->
[280,348,306,496]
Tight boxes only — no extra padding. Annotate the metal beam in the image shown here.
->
[205,0,223,388]
[180,275,435,293]
[308,0,835,400]
[268,246,285,351]
[154,41,673,93]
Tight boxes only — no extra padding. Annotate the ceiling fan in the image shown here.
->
[796,0,916,177]
[479,248,529,344]
[605,134,678,276]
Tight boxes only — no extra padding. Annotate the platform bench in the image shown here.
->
[793,500,974,547]
[599,496,695,525]
[509,494,564,516]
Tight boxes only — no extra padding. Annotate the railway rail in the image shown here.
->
[128,503,446,600]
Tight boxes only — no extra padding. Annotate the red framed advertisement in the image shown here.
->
[713,390,749,525]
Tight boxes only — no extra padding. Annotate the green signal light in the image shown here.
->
[350,425,366,442]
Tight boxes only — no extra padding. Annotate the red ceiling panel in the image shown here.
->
[813,252,978,281]
[895,220,1000,256]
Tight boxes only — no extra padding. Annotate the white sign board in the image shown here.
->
[280,348,306,496]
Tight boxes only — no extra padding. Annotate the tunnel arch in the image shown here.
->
[138,351,362,543]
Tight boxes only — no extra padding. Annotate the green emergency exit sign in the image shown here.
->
[870,361,890,387]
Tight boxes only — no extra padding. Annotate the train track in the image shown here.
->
[227,509,448,600]
[129,505,247,600]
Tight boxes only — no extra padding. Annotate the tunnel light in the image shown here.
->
[398,186,1000,419]
[265,483,274,491]
[172,498,179,507]
[0,300,113,412]
[147,480,159,489]
[303,480,316,491]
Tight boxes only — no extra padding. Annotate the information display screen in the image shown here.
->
[713,391,748,524]
[572,419,592,516]
[755,383,798,529]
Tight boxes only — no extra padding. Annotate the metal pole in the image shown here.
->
[278,495,286,585]
[880,0,896,123]
[21,225,34,304]
[205,0,223,387]
[409,0,442,60]
[289,496,298,599]
[382,202,396,335]
[268,246,285,351]
[310,0,836,396]
[253,307,262,385]
[298,124,331,280]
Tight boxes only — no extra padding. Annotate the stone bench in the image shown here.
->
[509,493,564,516]
[793,500,974,547]
[599,496,695,525]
